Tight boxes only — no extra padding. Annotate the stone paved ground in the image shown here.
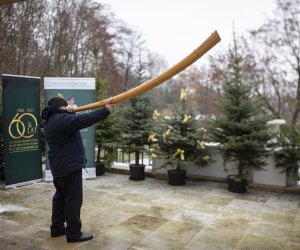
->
[0,173,300,250]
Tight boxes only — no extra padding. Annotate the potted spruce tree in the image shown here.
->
[0,132,4,180]
[274,125,300,182]
[0,101,4,180]
[116,93,155,180]
[95,110,119,175]
[152,88,213,186]
[94,77,119,175]
[209,37,270,193]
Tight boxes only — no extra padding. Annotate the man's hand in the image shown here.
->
[105,99,116,113]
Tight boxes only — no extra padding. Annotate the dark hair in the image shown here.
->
[48,97,68,108]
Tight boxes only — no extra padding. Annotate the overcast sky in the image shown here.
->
[100,0,276,67]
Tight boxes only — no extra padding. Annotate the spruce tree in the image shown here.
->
[274,125,300,179]
[95,77,119,166]
[153,88,212,171]
[116,94,155,165]
[114,53,156,166]
[209,36,270,178]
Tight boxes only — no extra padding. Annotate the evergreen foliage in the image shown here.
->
[95,77,120,167]
[153,88,212,171]
[274,125,300,179]
[209,37,270,178]
[115,93,155,165]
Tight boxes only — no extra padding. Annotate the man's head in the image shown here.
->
[68,97,76,105]
[48,96,68,109]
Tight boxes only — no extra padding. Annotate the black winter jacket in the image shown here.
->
[41,107,110,178]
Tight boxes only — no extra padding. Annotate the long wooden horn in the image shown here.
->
[0,0,25,5]
[72,30,221,112]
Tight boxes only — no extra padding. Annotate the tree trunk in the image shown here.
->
[96,144,101,163]
[238,161,243,177]
[135,150,140,165]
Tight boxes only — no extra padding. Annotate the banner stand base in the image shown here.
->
[4,178,43,190]
[45,168,96,182]
[83,168,96,180]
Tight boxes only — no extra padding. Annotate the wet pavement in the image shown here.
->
[0,173,300,250]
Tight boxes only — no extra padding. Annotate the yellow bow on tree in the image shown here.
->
[203,155,210,161]
[183,114,192,123]
[180,88,188,101]
[197,140,205,149]
[148,133,156,142]
[173,148,185,160]
[163,129,171,142]
[151,153,158,159]
[152,110,160,120]
[198,127,207,133]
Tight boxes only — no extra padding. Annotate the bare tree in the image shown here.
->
[250,0,300,125]
[43,0,85,76]
[0,0,160,101]
[42,0,124,98]
[87,2,123,95]
[113,24,146,90]
[0,0,45,76]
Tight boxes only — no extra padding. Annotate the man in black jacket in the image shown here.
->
[41,96,116,243]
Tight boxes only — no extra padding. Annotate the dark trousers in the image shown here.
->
[51,169,83,240]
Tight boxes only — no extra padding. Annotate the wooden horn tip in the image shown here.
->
[212,30,221,41]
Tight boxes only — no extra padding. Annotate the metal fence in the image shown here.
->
[115,148,152,166]
[96,146,153,166]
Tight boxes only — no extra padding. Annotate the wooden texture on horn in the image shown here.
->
[72,31,221,113]
[0,0,25,5]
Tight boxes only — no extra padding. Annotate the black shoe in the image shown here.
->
[67,233,93,243]
[51,230,66,237]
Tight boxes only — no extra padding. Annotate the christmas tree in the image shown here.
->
[152,87,212,171]
[209,37,270,179]
[95,77,119,167]
[274,125,300,179]
[115,93,155,166]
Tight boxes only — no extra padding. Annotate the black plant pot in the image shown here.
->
[129,164,145,180]
[95,162,105,176]
[168,169,186,186]
[227,175,248,193]
[0,164,4,180]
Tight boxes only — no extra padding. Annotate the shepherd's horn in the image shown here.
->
[0,0,25,5]
[72,30,221,113]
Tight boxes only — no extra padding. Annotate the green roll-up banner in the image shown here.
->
[2,74,43,187]
[44,77,96,181]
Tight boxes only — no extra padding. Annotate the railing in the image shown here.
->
[115,148,152,166]
[96,147,153,166]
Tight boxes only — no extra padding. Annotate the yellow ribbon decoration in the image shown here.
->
[163,129,171,142]
[203,155,210,161]
[152,110,160,120]
[180,88,188,101]
[151,153,158,159]
[198,127,207,133]
[197,140,205,149]
[183,114,192,123]
[173,148,185,160]
[148,133,156,142]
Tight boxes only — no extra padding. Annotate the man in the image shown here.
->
[67,97,77,110]
[41,96,116,243]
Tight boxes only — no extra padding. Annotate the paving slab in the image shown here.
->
[0,173,300,250]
